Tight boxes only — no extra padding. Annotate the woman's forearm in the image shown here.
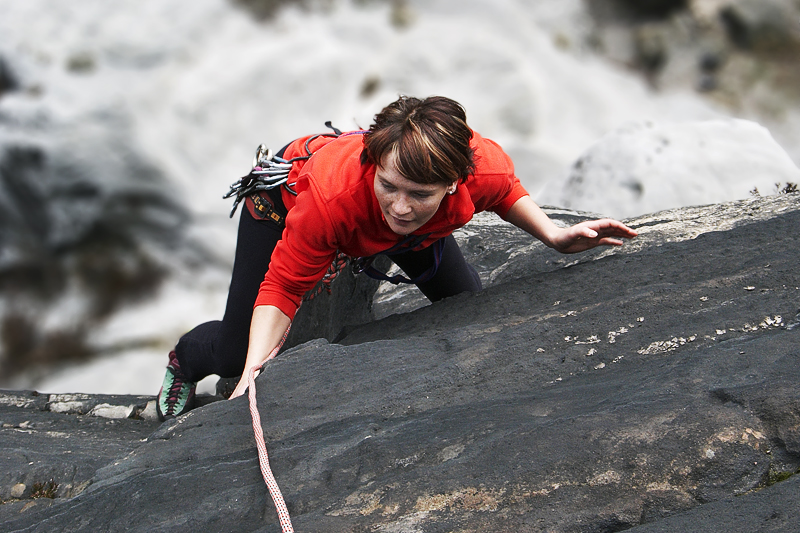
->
[245,305,292,368]
[503,195,561,248]
[504,195,637,254]
[230,304,292,399]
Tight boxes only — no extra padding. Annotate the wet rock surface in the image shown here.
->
[1,194,799,532]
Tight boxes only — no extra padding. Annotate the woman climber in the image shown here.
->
[156,95,638,420]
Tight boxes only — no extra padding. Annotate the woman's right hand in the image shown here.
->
[228,305,292,401]
[229,365,260,399]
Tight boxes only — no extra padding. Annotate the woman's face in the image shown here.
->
[374,151,454,235]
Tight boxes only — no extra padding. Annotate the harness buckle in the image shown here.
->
[351,256,375,275]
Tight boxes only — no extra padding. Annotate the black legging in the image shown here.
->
[174,193,482,382]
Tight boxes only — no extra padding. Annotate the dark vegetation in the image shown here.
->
[0,137,186,380]
[230,0,305,20]
[587,0,800,105]
[0,56,18,97]
[232,0,414,28]
[30,481,58,500]
[750,181,799,196]
[1,315,91,375]
[590,0,689,21]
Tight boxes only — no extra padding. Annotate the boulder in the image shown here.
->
[1,193,799,532]
[544,119,800,219]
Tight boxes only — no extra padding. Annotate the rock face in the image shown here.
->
[1,194,799,532]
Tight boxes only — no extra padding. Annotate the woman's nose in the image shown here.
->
[392,195,413,215]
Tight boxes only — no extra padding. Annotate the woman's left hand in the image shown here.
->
[550,219,638,254]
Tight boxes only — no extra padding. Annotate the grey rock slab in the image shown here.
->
[1,194,799,532]
[0,391,162,509]
[624,474,800,532]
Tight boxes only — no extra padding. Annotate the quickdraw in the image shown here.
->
[223,122,347,218]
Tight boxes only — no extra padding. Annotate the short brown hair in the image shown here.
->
[361,95,475,185]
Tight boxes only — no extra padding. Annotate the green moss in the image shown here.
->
[766,467,800,487]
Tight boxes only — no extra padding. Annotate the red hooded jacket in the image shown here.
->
[255,131,529,319]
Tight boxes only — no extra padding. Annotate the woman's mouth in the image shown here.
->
[389,214,414,225]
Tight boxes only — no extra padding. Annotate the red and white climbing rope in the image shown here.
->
[248,325,294,533]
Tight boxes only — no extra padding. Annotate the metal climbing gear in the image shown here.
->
[223,122,352,218]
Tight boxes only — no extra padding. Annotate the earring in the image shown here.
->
[448,185,457,195]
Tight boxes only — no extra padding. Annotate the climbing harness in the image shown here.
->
[248,325,294,533]
[352,233,446,285]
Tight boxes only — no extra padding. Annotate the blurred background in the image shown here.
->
[1,0,799,395]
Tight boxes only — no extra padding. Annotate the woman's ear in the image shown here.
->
[448,183,458,195]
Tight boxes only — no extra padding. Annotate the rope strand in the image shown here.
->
[248,325,294,532]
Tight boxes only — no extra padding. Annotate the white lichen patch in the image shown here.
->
[608,327,629,344]
[588,470,622,486]
[395,454,420,468]
[645,481,682,493]
[741,315,783,332]
[744,428,765,440]
[616,413,679,445]
[329,486,391,517]
[575,335,601,345]
[706,426,768,452]
[372,511,429,533]
[414,487,503,513]
[437,444,465,463]
[637,336,697,355]
[44,431,71,438]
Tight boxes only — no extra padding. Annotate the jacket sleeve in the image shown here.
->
[254,176,337,320]
[470,137,530,219]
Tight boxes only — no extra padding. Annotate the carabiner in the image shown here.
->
[252,144,273,169]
